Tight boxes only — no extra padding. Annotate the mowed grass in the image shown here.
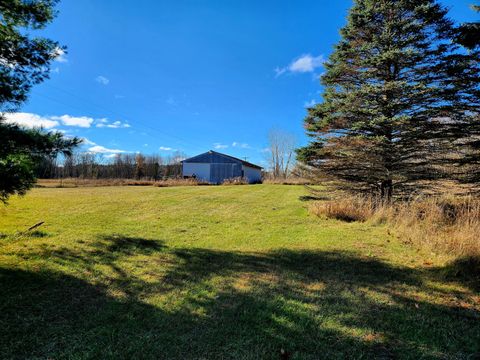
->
[0,185,478,359]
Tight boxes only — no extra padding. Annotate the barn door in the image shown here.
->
[210,164,234,184]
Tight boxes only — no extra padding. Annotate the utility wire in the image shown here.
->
[32,85,207,153]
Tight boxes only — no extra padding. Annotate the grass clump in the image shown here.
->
[310,194,480,257]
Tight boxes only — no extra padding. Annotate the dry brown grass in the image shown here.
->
[309,196,380,222]
[310,194,480,257]
[221,177,249,185]
[152,178,207,187]
[263,177,313,185]
[36,178,207,188]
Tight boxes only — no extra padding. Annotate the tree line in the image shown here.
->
[35,152,186,180]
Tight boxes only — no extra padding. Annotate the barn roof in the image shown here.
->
[182,150,262,170]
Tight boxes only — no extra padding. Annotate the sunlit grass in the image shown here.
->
[0,185,478,359]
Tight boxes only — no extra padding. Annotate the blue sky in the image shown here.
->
[6,0,478,165]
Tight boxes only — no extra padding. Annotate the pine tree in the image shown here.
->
[298,0,465,200]
[451,4,480,185]
[0,0,81,203]
[456,4,480,50]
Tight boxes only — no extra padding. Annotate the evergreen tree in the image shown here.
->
[0,0,80,203]
[298,0,468,199]
[456,4,480,50]
[452,4,480,185]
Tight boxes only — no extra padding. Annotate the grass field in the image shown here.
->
[0,185,479,359]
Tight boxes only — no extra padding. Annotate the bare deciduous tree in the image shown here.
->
[35,151,187,181]
[267,129,296,179]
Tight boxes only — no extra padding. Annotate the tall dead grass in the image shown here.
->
[36,178,206,188]
[310,195,480,256]
[222,177,249,185]
[263,178,313,185]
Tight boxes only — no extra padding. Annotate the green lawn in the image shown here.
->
[0,185,478,359]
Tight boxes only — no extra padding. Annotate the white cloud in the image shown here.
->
[3,112,59,129]
[53,47,68,63]
[159,146,177,151]
[4,112,132,131]
[290,54,324,72]
[88,145,127,154]
[104,153,120,159]
[232,142,250,149]
[304,99,317,108]
[275,54,325,77]
[51,115,94,128]
[260,147,271,153]
[95,76,110,85]
[214,143,229,149]
[51,67,60,74]
[274,67,287,77]
[81,137,97,146]
[96,119,130,128]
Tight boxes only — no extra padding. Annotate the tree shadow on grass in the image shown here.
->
[298,195,331,202]
[1,235,479,359]
[432,255,480,293]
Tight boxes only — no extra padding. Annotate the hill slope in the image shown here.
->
[0,185,478,359]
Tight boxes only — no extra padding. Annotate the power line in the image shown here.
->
[31,85,207,153]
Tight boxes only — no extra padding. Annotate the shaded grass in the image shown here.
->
[0,185,479,359]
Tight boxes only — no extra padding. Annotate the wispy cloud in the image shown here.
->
[166,96,177,106]
[53,47,68,63]
[214,143,229,149]
[88,145,127,154]
[81,137,97,146]
[3,112,59,129]
[96,119,130,128]
[304,99,317,108]
[159,146,177,151]
[95,75,110,85]
[232,142,250,149]
[104,153,120,159]
[275,54,325,77]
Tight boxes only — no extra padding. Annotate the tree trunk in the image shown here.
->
[380,179,393,203]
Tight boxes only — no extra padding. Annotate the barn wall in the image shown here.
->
[243,165,262,183]
[210,163,242,184]
[182,163,210,182]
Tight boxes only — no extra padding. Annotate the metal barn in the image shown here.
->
[182,150,262,184]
